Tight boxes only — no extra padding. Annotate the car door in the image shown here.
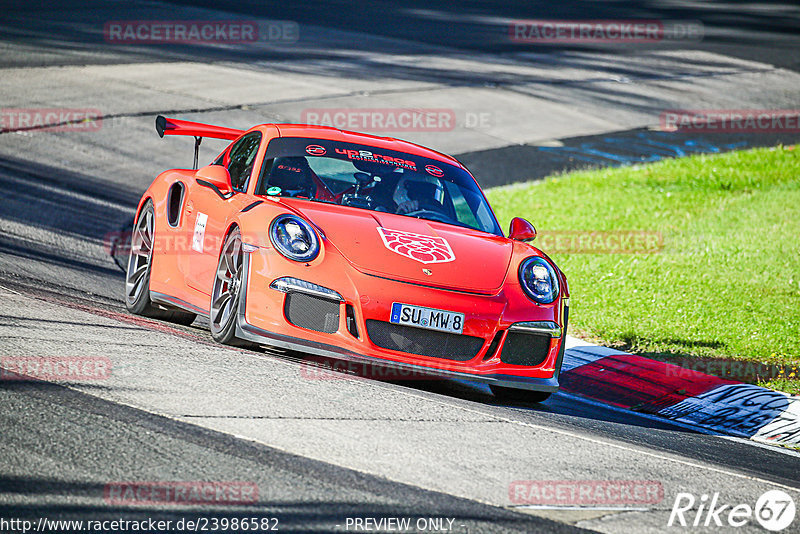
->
[183,131,262,296]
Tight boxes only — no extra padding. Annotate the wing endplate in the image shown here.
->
[155,115,244,141]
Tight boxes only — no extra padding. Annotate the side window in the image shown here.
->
[227,133,262,192]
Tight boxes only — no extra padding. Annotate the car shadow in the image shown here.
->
[273,349,704,434]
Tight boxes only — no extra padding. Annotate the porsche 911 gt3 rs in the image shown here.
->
[125,115,569,401]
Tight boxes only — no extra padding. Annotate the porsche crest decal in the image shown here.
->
[377,227,455,264]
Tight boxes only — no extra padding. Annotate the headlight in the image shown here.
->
[519,256,559,304]
[269,214,320,262]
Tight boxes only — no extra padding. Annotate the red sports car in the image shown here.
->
[125,115,569,401]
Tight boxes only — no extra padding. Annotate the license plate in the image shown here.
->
[390,303,464,334]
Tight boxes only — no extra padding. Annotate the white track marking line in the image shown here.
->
[0,284,22,295]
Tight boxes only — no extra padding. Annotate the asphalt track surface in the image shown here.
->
[1,1,799,533]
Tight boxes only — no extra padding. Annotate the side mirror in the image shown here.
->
[509,217,537,242]
[195,164,232,196]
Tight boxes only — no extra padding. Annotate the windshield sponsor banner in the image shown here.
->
[0,108,102,133]
[660,110,800,133]
[1,356,111,381]
[264,137,469,178]
[509,480,663,506]
[334,148,417,170]
[103,20,298,44]
[510,20,703,43]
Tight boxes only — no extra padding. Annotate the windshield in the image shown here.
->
[256,137,502,235]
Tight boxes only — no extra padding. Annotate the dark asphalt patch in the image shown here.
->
[457,128,800,188]
[0,379,588,533]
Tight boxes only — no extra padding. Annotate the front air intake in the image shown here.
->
[365,320,484,361]
[499,332,551,367]
[284,293,339,333]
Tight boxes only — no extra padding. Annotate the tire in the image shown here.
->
[490,385,552,404]
[209,227,253,347]
[125,199,196,325]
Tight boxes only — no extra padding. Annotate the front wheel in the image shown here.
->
[210,228,253,347]
[490,385,551,404]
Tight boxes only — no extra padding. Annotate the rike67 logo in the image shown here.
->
[668,490,796,531]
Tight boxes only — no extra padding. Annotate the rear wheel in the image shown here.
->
[210,228,253,347]
[125,200,196,325]
[490,385,551,404]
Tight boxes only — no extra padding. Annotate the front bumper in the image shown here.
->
[236,247,568,393]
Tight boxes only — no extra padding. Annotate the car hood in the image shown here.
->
[291,202,513,294]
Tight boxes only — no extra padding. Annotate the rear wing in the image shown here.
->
[155,115,245,169]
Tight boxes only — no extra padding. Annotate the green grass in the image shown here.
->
[487,145,800,394]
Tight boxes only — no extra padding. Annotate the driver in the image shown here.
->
[395,176,444,215]
[266,157,316,198]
